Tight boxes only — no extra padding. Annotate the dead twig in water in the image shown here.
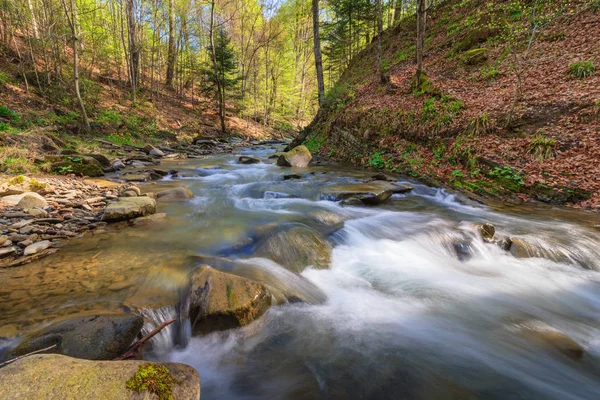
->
[115,318,176,360]
[0,344,57,368]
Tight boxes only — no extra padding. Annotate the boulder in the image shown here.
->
[156,187,194,201]
[518,321,585,360]
[0,355,200,400]
[238,156,260,164]
[102,197,157,222]
[123,173,150,182]
[51,156,105,177]
[0,247,17,258]
[321,182,413,205]
[10,314,143,360]
[254,224,332,272]
[477,223,495,242]
[23,240,52,256]
[276,145,312,167]
[0,176,48,196]
[112,159,126,170]
[85,153,112,168]
[460,48,488,65]
[16,192,48,209]
[120,189,139,197]
[181,266,271,335]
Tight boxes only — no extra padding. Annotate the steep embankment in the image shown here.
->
[305,0,600,210]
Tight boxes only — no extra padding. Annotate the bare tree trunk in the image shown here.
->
[209,0,226,133]
[126,0,139,101]
[311,0,325,107]
[27,0,39,39]
[61,0,91,132]
[415,0,426,88]
[165,0,176,88]
[376,0,389,85]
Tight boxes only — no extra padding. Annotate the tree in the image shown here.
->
[60,0,90,132]
[206,3,238,133]
[165,0,176,88]
[312,0,325,106]
[376,0,389,85]
[414,0,426,88]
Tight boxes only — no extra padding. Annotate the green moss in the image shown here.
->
[460,48,488,65]
[126,363,181,400]
[410,72,441,96]
[7,175,26,185]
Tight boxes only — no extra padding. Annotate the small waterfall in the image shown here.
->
[139,306,178,356]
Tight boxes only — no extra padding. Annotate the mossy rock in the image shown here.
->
[276,145,312,167]
[460,48,488,65]
[453,27,500,53]
[0,354,200,400]
[51,156,104,177]
[181,265,272,336]
[410,72,441,96]
[528,183,591,205]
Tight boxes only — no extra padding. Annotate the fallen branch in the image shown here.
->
[0,344,57,368]
[115,318,176,360]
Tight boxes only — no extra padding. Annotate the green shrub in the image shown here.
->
[468,113,493,135]
[568,60,596,78]
[480,65,500,80]
[489,166,524,187]
[0,105,20,120]
[96,109,123,124]
[0,72,13,85]
[368,151,386,169]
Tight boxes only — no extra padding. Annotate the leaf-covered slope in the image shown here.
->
[307,0,600,210]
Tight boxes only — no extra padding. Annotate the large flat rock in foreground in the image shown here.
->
[320,182,413,205]
[0,354,200,400]
[102,197,157,222]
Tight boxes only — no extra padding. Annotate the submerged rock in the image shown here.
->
[181,266,271,335]
[476,223,495,242]
[0,354,200,400]
[276,145,312,167]
[156,187,194,201]
[10,314,143,360]
[517,321,585,360]
[102,197,157,222]
[238,156,260,164]
[321,182,413,205]
[254,223,332,272]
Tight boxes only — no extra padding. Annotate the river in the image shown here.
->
[2,144,600,399]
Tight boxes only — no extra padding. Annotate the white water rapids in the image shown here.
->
[136,146,600,399]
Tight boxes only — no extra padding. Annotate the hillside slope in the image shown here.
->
[305,0,600,210]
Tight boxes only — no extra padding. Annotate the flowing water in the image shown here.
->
[2,145,600,399]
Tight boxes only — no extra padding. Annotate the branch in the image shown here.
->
[114,318,176,360]
[0,344,57,368]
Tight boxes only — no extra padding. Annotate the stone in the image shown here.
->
[1,192,47,208]
[460,48,488,65]
[112,159,126,170]
[132,213,168,227]
[10,314,144,360]
[478,223,495,242]
[276,145,312,167]
[123,173,150,183]
[149,147,165,157]
[283,174,302,180]
[321,182,413,205]
[253,223,332,272]
[0,175,48,196]
[238,156,261,164]
[121,189,139,197]
[181,266,271,335]
[102,197,157,222]
[23,240,52,256]
[156,187,194,201]
[17,192,48,209]
[0,247,17,258]
[519,322,585,360]
[51,156,105,177]
[0,354,200,400]
[27,207,48,217]
[85,153,111,168]
[123,186,141,196]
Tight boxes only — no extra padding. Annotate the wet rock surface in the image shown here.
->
[0,354,200,400]
[102,197,157,222]
[321,181,413,205]
[181,265,272,335]
[9,314,143,360]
